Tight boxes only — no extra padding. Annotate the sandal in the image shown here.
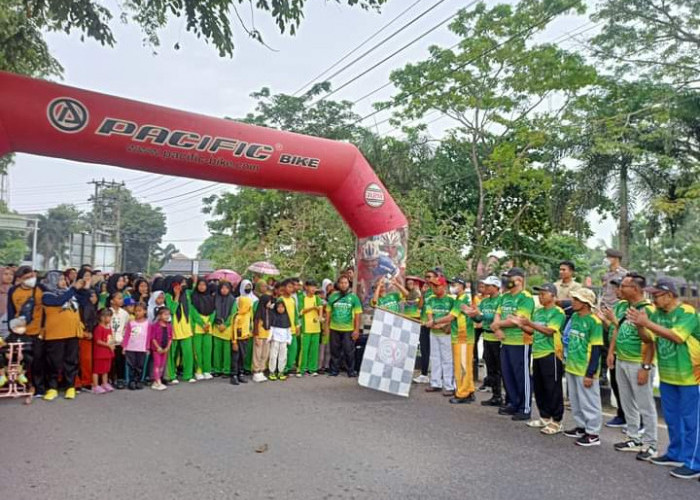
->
[527,418,550,428]
[541,421,562,435]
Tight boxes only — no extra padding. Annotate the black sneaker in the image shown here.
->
[135,381,144,390]
[481,397,502,407]
[605,416,627,428]
[498,406,516,416]
[127,380,137,390]
[347,371,358,378]
[511,412,531,421]
[575,434,600,447]
[449,393,476,404]
[327,371,339,377]
[564,427,585,438]
[238,375,248,384]
[636,446,658,462]
[614,439,642,452]
[651,455,684,467]
[477,385,490,392]
[669,466,700,479]
[229,377,239,386]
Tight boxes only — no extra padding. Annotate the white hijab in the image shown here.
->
[148,290,165,322]
[239,279,258,303]
[321,279,333,297]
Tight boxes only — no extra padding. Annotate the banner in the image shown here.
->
[358,308,421,398]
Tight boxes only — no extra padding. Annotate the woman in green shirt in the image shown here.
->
[325,275,362,377]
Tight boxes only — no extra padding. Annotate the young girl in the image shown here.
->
[190,278,216,380]
[92,308,115,394]
[252,281,273,383]
[147,290,166,323]
[122,302,149,390]
[78,290,99,390]
[165,275,195,384]
[148,306,172,391]
[267,300,292,381]
[213,282,236,377]
[109,292,130,389]
[231,280,256,385]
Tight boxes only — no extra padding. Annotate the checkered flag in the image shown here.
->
[358,308,421,398]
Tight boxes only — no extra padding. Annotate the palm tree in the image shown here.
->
[37,204,83,269]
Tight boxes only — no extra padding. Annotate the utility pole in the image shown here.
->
[88,179,125,271]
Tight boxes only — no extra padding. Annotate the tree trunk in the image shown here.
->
[618,160,630,267]
[468,139,485,280]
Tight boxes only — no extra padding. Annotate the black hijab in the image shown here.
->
[191,278,215,316]
[214,282,235,324]
[151,276,165,293]
[270,299,291,329]
[253,291,273,331]
[106,273,124,294]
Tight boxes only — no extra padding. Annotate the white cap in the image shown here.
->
[480,276,501,287]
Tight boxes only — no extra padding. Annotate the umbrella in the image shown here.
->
[247,261,280,276]
[405,276,426,286]
[206,269,242,285]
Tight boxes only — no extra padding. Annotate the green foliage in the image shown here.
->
[0,201,29,264]
[17,0,387,58]
[37,204,84,268]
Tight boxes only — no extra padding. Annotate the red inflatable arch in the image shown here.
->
[0,71,407,300]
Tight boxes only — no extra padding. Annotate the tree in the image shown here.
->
[381,0,596,278]
[15,0,387,58]
[152,242,180,273]
[0,202,29,264]
[592,0,700,86]
[37,204,84,268]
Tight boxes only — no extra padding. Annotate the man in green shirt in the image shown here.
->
[563,288,604,447]
[606,272,658,460]
[325,275,363,378]
[510,283,566,434]
[424,276,455,396]
[371,278,402,313]
[628,278,700,480]
[491,268,535,421]
[466,276,502,406]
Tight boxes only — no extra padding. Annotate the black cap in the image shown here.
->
[305,279,318,287]
[644,278,678,297]
[609,278,622,287]
[605,248,623,258]
[533,283,557,295]
[503,267,525,278]
[451,277,467,287]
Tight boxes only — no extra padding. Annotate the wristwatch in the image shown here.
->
[641,364,652,371]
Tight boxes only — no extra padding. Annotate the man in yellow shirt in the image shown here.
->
[299,279,324,376]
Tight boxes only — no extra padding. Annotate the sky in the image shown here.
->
[6,0,615,258]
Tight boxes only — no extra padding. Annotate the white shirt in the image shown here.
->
[269,326,292,344]
[111,307,131,345]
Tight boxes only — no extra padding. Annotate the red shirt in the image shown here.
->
[93,324,114,360]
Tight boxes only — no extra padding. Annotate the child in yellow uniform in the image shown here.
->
[252,281,273,382]
[212,282,236,377]
[299,279,324,376]
[231,280,256,385]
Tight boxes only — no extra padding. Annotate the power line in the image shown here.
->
[313,2,470,105]
[292,0,425,96]
[352,0,584,126]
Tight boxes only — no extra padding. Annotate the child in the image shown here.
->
[92,308,115,394]
[123,297,136,320]
[231,280,256,385]
[252,281,273,383]
[299,279,323,377]
[148,306,172,391]
[122,302,149,390]
[165,276,196,384]
[268,300,292,381]
[212,282,236,377]
[148,290,166,322]
[190,278,216,380]
[78,290,99,390]
[109,292,131,389]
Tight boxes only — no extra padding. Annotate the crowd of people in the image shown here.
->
[0,248,699,482]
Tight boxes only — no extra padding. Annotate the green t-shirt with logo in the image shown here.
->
[478,295,501,342]
[450,293,475,344]
[565,313,604,377]
[402,291,421,318]
[651,304,700,386]
[615,299,656,363]
[375,291,402,314]
[496,291,535,346]
[326,292,362,332]
[532,306,566,360]
[426,294,456,336]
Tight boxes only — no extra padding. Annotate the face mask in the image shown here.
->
[245,288,252,294]
[506,279,516,289]
[23,277,37,288]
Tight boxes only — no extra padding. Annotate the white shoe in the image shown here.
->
[413,374,429,384]
[151,383,160,390]
[252,373,266,383]
[195,372,205,381]
[203,372,213,380]
[188,378,197,384]
[157,384,167,391]
[170,379,179,385]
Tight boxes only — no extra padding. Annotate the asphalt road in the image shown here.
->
[3,376,698,500]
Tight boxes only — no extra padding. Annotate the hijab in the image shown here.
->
[106,273,124,294]
[239,279,258,304]
[253,287,273,332]
[167,275,189,321]
[148,290,165,323]
[321,279,333,298]
[270,299,291,329]
[151,276,165,293]
[215,282,236,324]
[191,278,216,316]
